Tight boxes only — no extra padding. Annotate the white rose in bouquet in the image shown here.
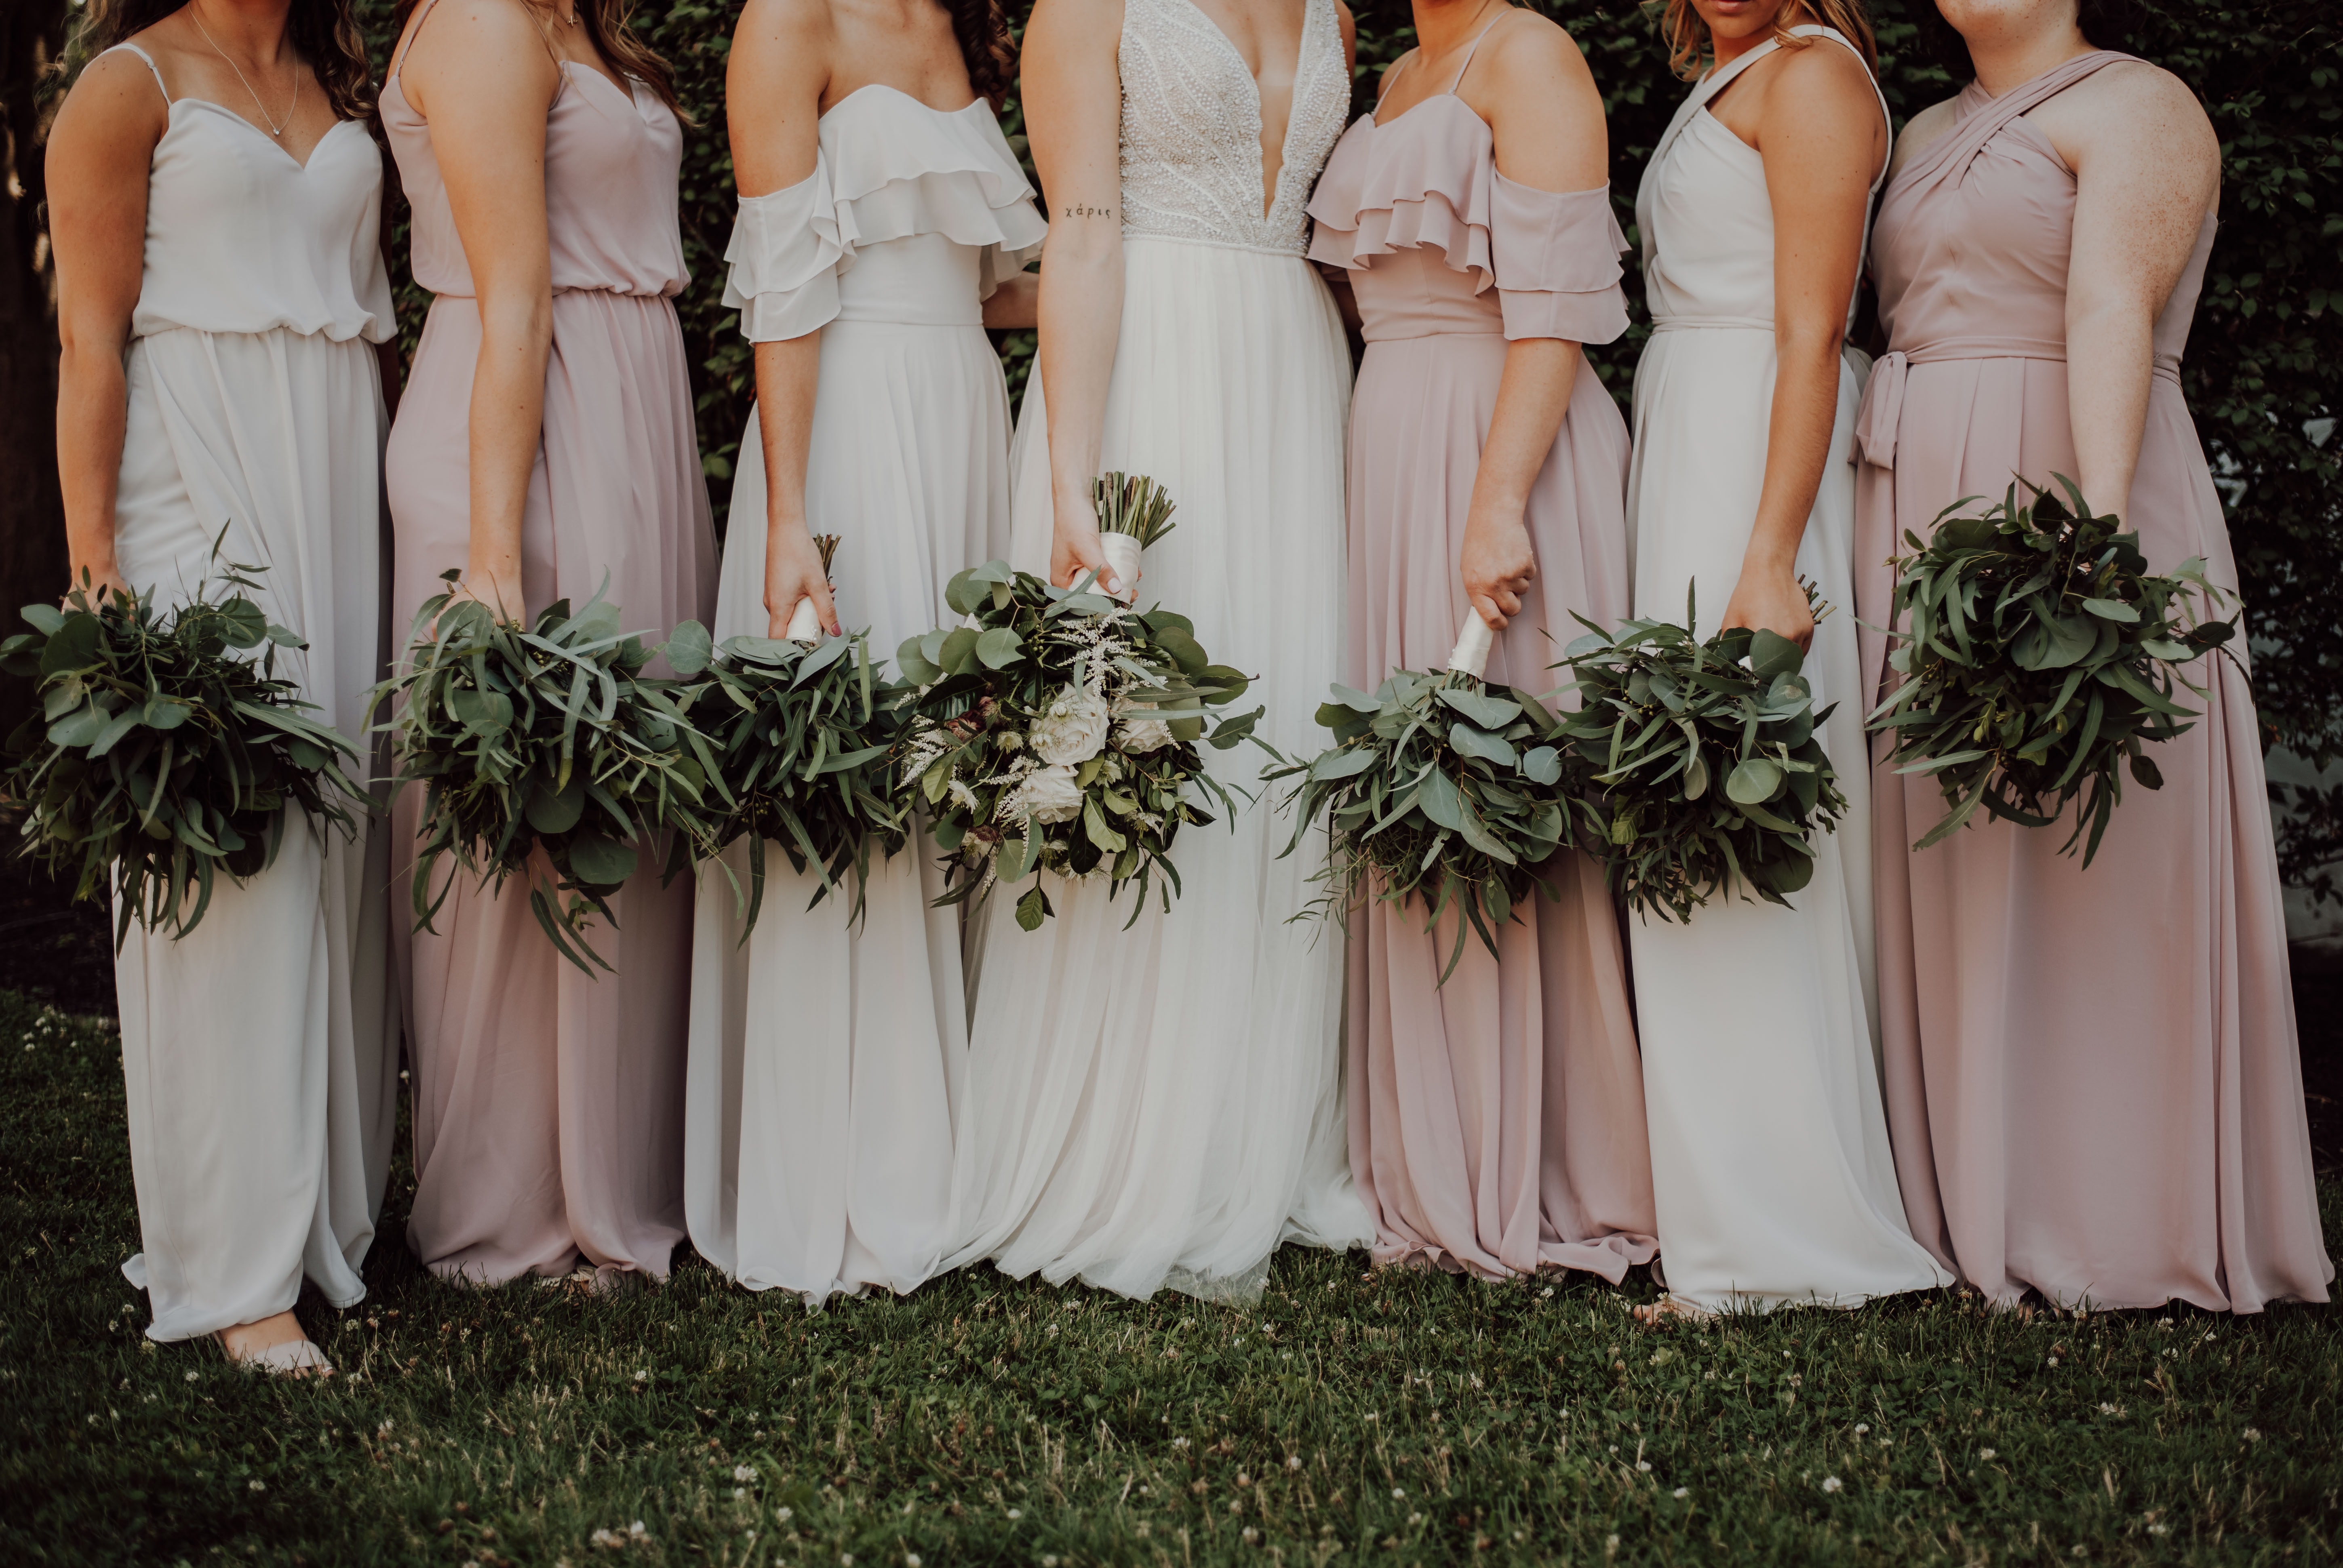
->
[1116,716,1175,754]
[1015,763,1085,825]
[1029,684,1112,766]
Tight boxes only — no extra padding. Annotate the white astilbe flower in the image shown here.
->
[947,779,981,813]
[1030,685,1113,766]
[1014,764,1085,825]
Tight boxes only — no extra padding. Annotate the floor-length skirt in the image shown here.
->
[683,319,1003,1304]
[946,238,1375,1302]
[1855,358,2333,1313]
[1345,331,1657,1281]
[386,288,716,1284]
[1627,326,1949,1311]
[113,326,398,1340]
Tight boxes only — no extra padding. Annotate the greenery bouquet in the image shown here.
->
[1265,613,1572,981]
[893,555,1258,932]
[375,571,721,974]
[668,536,910,931]
[1551,586,1848,922]
[1867,477,2239,865]
[0,563,369,948]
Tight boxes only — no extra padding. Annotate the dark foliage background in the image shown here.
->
[7,0,2335,886]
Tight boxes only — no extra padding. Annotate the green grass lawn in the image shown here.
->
[3,985,2337,1567]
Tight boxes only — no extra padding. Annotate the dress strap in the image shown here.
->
[1902,49,2132,192]
[1649,36,1783,170]
[388,0,446,85]
[1444,16,1506,94]
[103,43,172,106]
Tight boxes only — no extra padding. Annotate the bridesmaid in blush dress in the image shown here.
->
[1854,0,2333,1313]
[1306,2,1657,1282]
[1624,0,1950,1318]
[383,0,716,1286]
[682,0,1043,1307]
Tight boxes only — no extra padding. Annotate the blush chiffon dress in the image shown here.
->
[1853,49,2334,1313]
[683,86,1044,1306]
[1625,26,1952,1312]
[382,6,717,1285]
[1304,35,1659,1282]
[101,44,401,1345]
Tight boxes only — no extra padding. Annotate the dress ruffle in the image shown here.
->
[1306,101,1629,345]
[723,92,1047,341]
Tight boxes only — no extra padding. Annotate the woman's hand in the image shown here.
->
[459,550,528,624]
[1050,486,1120,595]
[1720,559,1814,649]
[1460,503,1536,631]
[765,522,840,639]
[65,562,132,609]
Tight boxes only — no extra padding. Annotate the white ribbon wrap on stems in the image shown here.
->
[785,595,824,643]
[1098,532,1143,604]
[1448,607,1495,680]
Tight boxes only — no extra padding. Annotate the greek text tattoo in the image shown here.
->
[1063,204,1115,218]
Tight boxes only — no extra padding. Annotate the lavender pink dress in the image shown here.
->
[382,11,718,1285]
[1853,50,2334,1313]
[1305,48,1659,1282]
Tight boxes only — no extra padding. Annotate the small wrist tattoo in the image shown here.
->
[1063,204,1115,219]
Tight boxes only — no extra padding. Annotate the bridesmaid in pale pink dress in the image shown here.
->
[1854,0,2333,1313]
[1307,1,1658,1281]
[382,0,716,1285]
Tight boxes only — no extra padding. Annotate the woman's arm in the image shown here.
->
[981,269,1040,330]
[48,51,169,603]
[398,0,563,623]
[730,0,841,637]
[2054,63,2219,517]
[1456,17,1606,632]
[1022,0,1127,592]
[1724,41,1885,648]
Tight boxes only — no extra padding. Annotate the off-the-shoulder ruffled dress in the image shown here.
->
[1306,41,1658,1282]
[684,86,1044,1307]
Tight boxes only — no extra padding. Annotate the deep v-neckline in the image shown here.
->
[174,100,362,174]
[1172,0,1315,219]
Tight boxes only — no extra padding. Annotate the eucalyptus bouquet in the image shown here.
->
[893,558,1258,931]
[376,571,720,974]
[1266,613,1572,980]
[1552,586,1848,922]
[1867,477,2238,865]
[668,535,910,931]
[1092,471,1177,604]
[0,563,369,948]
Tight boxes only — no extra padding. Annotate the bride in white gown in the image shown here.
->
[944,0,1374,1301]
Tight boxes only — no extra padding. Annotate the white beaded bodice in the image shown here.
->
[1118,0,1349,256]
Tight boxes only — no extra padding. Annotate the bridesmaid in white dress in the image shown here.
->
[682,0,1043,1306]
[48,0,401,1370]
[944,0,1375,1302]
[1624,0,1949,1316]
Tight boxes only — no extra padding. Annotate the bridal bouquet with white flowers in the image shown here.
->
[893,557,1259,930]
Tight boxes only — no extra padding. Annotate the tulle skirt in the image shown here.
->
[945,238,1375,1302]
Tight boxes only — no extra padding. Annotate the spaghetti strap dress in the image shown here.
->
[381,5,718,1285]
[99,44,401,1341]
[1853,51,2333,1313]
[1625,25,1951,1311]
[1305,34,1658,1282]
[684,86,1043,1306]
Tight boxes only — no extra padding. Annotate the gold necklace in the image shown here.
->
[188,2,299,138]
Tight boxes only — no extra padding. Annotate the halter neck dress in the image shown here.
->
[382,2,718,1286]
[683,85,1043,1307]
[98,44,400,1342]
[1626,26,1951,1312]
[1305,28,1658,1283]
[946,0,1373,1302]
[1852,51,2332,1312]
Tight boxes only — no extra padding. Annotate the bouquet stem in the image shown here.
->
[1098,533,1143,605]
[1448,611,1495,682]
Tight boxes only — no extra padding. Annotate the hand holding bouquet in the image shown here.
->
[0,559,368,947]
[1552,585,1848,922]
[1867,477,2238,865]
[1266,613,1572,981]
[893,555,1257,931]
[376,572,720,974]
[1091,471,1177,605]
[667,537,908,931]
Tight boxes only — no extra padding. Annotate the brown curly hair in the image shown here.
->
[74,0,375,122]
[392,0,683,119]
[947,0,1020,104]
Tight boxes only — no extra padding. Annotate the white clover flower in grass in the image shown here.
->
[1674,1488,1691,1499]
[1287,1456,1303,1470]
[777,1508,792,1523]
[1821,1477,1844,1493]
[733,1465,757,1482]
[732,1488,746,1500]
[248,1479,265,1492]
[1392,1488,1405,1499]
[185,1371,198,1382]
[2243,1427,2262,1442]
[1854,1423,1870,1436]
[1029,684,1113,766]
[1979,1448,1997,1461]
[1013,764,1085,825]
[1007,1509,1022,1520]
[906,1555,923,1567]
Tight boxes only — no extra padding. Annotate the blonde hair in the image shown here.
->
[1652,0,1878,82]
